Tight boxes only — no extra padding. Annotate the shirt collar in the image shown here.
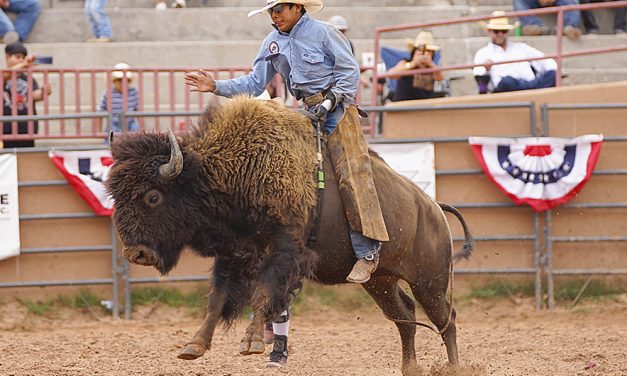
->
[490,41,510,51]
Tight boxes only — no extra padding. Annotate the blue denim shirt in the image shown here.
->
[215,14,359,105]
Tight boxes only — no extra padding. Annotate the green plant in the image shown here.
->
[467,281,535,300]
[554,280,623,302]
[17,298,54,316]
[131,286,207,308]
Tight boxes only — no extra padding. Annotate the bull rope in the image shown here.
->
[383,232,455,336]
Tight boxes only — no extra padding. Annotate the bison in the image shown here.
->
[106,97,474,375]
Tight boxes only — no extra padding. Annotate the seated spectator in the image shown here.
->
[100,63,139,136]
[387,31,444,101]
[580,0,626,34]
[85,0,113,42]
[514,0,582,39]
[0,0,40,43]
[2,42,51,148]
[473,12,557,93]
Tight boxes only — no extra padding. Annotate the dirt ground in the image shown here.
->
[0,296,626,376]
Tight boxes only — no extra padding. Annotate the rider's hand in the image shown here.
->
[309,104,328,125]
[184,69,216,93]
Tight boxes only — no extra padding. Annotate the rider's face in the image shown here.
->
[268,3,303,32]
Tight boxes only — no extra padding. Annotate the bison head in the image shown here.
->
[106,130,204,275]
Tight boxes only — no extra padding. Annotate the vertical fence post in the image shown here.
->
[544,209,555,308]
[556,9,564,87]
[124,259,132,320]
[110,220,120,320]
[533,212,542,310]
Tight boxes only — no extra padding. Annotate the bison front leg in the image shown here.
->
[178,283,228,360]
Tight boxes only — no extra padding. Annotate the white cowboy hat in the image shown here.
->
[247,0,324,18]
[485,10,515,30]
[405,30,440,51]
[112,62,133,80]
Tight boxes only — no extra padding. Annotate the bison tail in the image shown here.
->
[438,202,475,263]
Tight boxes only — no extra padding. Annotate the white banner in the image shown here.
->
[370,143,436,199]
[0,154,20,260]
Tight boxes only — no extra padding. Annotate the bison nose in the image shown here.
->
[123,245,156,266]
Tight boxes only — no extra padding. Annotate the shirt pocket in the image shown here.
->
[300,51,325,75]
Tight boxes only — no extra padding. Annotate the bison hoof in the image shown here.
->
[239,339,265,356]
[178,343,206,360]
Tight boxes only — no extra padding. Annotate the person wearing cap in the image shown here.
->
[2,42,51,148]
[513,0,582,39]
[327,15,354,54]
[0,0,40,44]
[387,30,444,101]
[99,63,139,137]
[185,0,388,368]
[473,11,557,93]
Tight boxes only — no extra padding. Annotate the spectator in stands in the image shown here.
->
[2,42,51,148]
[328,15,354,54]
[85,0,113,42]
[0,0,40,43]
[580,0,626,34]
[473,11,557,93]
[100,63,139,136]
[386,31,444,101]
[155,0,186,9]
[513,0,582,39]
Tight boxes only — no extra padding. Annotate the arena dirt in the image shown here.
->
[0,296,625,376]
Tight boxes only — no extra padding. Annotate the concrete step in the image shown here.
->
[28,6,511,43]
[25,35,626,70]
[44,0,512,9]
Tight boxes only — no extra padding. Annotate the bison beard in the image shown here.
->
[106,96,474,374]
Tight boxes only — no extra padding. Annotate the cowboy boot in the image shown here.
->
[346,252,380,284]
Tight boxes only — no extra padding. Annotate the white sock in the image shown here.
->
[272,310,290,337]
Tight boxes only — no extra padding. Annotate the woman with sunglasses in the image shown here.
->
[185,0,389,369]
[473,11,557,93]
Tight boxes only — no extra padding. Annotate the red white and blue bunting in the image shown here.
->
[49,150,114,216]
[469,135,603,212]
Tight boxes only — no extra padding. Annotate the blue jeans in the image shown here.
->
[0,0,41,41]
[85,0,113,38]
[494,70,556,92]
[513,0,581,28]
[350,230,381,259]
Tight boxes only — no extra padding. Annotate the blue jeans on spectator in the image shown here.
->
[494,70,556,92]
[0,0,41,41]
[85,0,113,38]
[513,0,581,28]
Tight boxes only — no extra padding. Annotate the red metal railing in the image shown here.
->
[0,67,252,141]
[371,1,627,110]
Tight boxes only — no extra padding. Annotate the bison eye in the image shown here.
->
[143,189,164,208]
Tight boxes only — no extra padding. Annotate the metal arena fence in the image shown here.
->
[3,102,624,317]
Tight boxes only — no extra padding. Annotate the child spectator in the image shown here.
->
[2,42,51,148]
[100,63,139,135]
[85,0,113,42]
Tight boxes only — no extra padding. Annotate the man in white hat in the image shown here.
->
[473,11,557,93]
[185,0,389,368]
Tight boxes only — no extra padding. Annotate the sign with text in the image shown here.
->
[369,143,436,199]
[0,154,20,260]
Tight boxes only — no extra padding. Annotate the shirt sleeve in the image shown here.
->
[523,43,557,74]
[215,36,277,97]
[99,92,107,111]
[325,27,359,103]
[473,47,488,76]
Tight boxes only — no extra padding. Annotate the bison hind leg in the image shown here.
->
[363,277,421,376]
[410,283,459,365]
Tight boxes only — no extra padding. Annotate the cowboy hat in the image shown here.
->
[405,31,440,51]
[248,0,324,18]
[485,10,514,30]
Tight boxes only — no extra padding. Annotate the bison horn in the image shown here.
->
[159,129,183,180]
